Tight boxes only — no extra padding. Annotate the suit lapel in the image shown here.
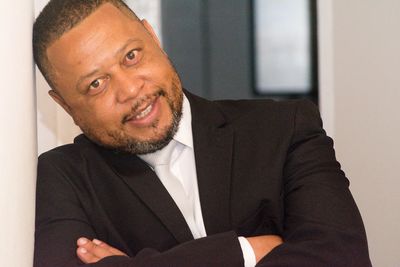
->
[187,92,234,235]
[99,149,194,244]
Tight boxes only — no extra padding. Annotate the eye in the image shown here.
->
[90,79,100,89]
[124,49,139,65]
[126,50,136,60]
[88,77,108,94]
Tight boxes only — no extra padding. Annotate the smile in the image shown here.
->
[134,104,153,120]
[122,95,162,127]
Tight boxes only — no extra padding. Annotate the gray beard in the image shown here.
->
[82,89,183,155]
[117,99,182,155]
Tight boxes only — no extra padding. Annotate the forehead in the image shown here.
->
[46,3,148,79]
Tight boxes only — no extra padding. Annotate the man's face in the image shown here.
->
[46,3,183,154]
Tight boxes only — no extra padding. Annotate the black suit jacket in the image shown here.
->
[34,91,371,267]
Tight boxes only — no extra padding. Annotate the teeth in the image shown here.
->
[135,104,153,119]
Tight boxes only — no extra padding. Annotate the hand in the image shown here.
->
[76,237,128,264]
[246,235,283,263]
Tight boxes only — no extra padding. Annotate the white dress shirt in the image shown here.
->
[139,94,256,267]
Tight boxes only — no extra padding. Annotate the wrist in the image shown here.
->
[246,235,283,263]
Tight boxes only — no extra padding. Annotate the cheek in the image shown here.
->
[71,99,121,128]
[143,54,175,82]
[159,97,176,127]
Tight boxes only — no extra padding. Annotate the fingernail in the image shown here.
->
[79,247,87,254]
[78,238,88,245]
[93,239,102,245]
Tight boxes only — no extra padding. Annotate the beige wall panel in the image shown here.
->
[0,2,36,266]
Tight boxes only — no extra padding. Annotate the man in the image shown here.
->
[33,0,371,266]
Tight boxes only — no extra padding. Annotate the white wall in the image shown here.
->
[35,0,81,155]
[319,1,400,266]
[0,2,36,267]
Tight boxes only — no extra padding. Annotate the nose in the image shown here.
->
[114,71,144,103]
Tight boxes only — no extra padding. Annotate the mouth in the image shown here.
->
[134,103,154,120]
[122,92,164,125]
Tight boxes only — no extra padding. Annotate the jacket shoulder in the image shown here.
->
[213,98,320,126]
[38,134,95,163]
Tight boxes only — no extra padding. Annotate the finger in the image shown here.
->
[92,239,127,256]
[76,246,101,264]
[77,238,113,260]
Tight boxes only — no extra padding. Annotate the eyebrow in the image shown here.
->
[75,38,142,91]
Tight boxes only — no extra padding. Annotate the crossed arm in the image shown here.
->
[34,153,285,267]
[75,235,283,264]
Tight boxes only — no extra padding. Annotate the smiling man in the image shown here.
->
[33,1,371,266]
[42,2,183,155]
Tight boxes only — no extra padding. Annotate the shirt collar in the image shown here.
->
[173,93,193,149]
[137,93,193,168]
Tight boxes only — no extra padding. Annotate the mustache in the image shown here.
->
[121,90,166,123]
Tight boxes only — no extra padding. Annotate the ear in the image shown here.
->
[141,19,162,48]
[48,90,72,116]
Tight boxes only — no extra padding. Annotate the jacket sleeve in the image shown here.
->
[257,100,371,267]
[87,233,241,267]
[34,153,244,267]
